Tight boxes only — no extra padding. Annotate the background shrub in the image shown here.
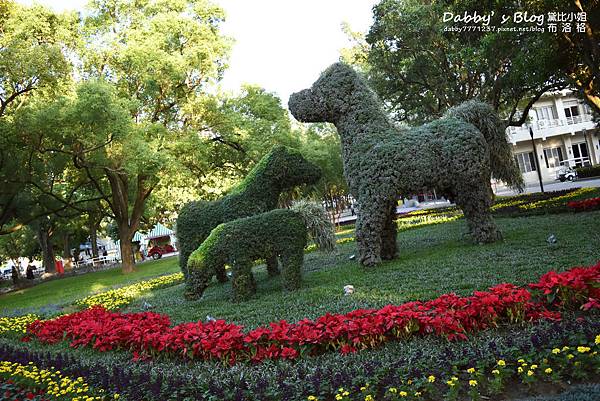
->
[575,164,600,179]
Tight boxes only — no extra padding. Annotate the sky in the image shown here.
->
[16,0,377,104]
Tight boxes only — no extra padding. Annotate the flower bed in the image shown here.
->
[0,315,40,335]
[0,360,118,400]
[24,262,600,365]
[74,273,183,310]
[310,334,600,401]
[567,197,600,212]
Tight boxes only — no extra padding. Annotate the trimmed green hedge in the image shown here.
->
[186,209,308,301]
[176,146,320,278]
[575,164,600,179]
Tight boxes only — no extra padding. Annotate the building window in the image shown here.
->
[514,152,537,173]
[535,106,557,120]
[543,147,564,168]
[564,105,580,124]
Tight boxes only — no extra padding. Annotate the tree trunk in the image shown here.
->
[118,225,136,274]
[90,221,99,259]
[38,227,55,274]
[63,233,70,259]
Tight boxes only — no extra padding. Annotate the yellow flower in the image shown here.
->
[406,380,412,385]
[492,369,500,375]
[365,395,374,401]
[399,391,407,397]
[518,367,524,373]
[467,367,475,374]
[527,370,534,377]
[497,360,506,366]
[360,387,367,392]
[388,388,397,393]
[307,396,317,401]
[567,354,574,359]
[338,388,344,393]
[530,364,538,370]
[562,346,570,351]
[545,368,552,374]
[552,348,561,354]
[335,395,342,400]
[427,375,435,383]
[446,380,455,387]
[577,346,590,353]
[517,358,525,363]
[343,391,349,396]
[414,392,422,397]
[469,380,477,387]
[595,334,600,344]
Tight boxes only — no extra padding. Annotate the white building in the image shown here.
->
[506,90,599,186]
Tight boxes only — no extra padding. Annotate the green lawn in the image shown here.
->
[126,210,600,327]
[0,256,180,314]
[2,208,598,325]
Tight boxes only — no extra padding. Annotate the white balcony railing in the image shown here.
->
[507,114,595,141]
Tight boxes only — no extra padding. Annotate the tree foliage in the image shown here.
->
[361,0,580,123]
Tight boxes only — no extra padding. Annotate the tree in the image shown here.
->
[0,2,79,234]
[363,0,567,124]
[70,0,231,273]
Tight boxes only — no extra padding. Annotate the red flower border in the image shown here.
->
[567,197,600,212]
[25,262,600,364]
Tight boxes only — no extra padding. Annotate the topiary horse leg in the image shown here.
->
[215,263,228,283]
[355,197,389,267]
[380,202,398,260]
[280,248,303,291]
[455,181,501,244]
[231,259,256,302]
[266,255,280,276]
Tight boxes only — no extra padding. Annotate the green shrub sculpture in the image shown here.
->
[289,63,524,267]
[186,209,307,301]
[176,146,321,279]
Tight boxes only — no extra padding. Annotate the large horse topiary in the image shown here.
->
[289,63,523,267]
[176,146,321,279]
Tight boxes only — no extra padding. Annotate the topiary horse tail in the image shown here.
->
[445,100,524,192]
[290,200,336,252]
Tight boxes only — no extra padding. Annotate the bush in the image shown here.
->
[575,164,600,178]
[176,146,321,278]
[290,200,336,252]
[186,209,308,301]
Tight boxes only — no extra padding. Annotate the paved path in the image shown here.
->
[494,177,600,196]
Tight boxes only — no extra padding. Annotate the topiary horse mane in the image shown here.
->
[176,145,321,278]
[289,62,523,267]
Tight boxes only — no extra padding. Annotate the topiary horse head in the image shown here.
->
[176,145,321,278]
[290,63,523,267]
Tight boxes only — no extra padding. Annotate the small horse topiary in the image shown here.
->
[176,146,321,279]
[185,209,308,301]
[289,63,524,267]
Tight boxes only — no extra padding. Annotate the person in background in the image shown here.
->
[26,263,35,280]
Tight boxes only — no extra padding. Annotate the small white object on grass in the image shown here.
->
[206,315,217,322]
[546,234,557,244]
[343,285,355,295]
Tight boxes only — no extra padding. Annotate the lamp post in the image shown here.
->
[529,124,544,193]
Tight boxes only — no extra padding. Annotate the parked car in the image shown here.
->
[147,244,176,260]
